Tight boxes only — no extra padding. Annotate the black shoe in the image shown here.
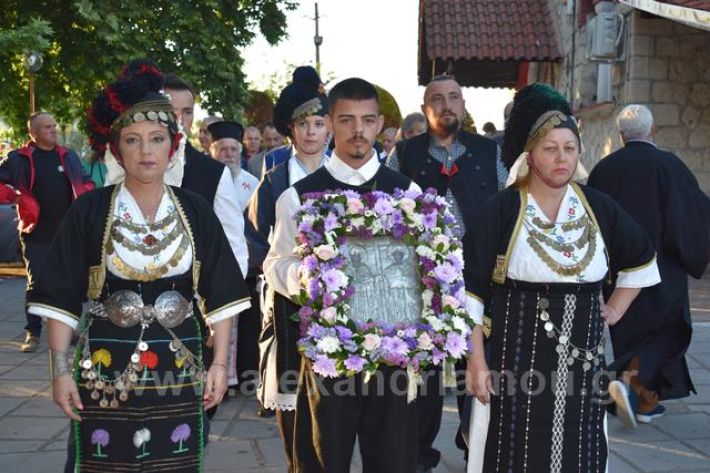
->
[257,406,275,417]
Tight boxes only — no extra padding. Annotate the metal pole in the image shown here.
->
[29,71,36,115]
[314,2,322,74]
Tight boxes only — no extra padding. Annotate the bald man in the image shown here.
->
[199,115,223,153]
[0,112,94,352]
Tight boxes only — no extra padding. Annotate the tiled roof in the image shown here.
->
[657,0,710,12]
[420,0,562,62]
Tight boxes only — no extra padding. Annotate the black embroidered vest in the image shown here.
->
[395,131,498,232]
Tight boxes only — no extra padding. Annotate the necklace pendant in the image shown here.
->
[143,234,158,246]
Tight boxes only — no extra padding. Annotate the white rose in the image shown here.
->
[417,332,434,350]
[427,315,444,331]
[399,197,416,214]
[317,336,341,354]
[314,245,337,261]
[443,294,460,309]
[410,213,423,226]
[422,289,434,306]
[321,307,337,323]
[370,218,383,234]
[432,234,450,248]
[451,315,469,333]
[416,245,435,259]
[362,333,381,351]
[351,216,365,227]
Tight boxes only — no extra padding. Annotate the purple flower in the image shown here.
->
[299,306,314,318]
[391,224,405,239]
[420,257,436,272]
[445,332,467,359]
[380,336,410,357]
[307,278,321,300]
[304,345,319,359]
[313,355,339,378]
[431,348,446,365]
[323,268,345,292]
[421,276,436,290]
[324,213,339,232]
[447,254,462,272]
[91,429,110,447]
[170,424,191,443]
[404,189,421,199]
[423,211,438,229]
[298,220,313,233]
[307,323,329,339]
[434,263,458,284]
[302,255,318,272]
[431,295,442,314]
[344,355,366,371]
[373,198,395,215]
[336,326,353,340]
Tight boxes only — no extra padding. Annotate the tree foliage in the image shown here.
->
[243,89,276,129]
[0,0,295,141]
[373,85,402,131]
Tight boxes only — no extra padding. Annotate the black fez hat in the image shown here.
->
[208,121,244,142]
[501,83,578,169]
[273,66,328,138]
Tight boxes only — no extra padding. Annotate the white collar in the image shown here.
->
[325,149,380,184]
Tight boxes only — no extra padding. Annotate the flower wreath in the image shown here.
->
[294,187,475,379]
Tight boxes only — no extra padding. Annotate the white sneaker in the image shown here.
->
[609,380,638,430]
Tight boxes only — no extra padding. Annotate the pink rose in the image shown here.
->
[347,198,364,214]
[442,294,460,309]
[320,307,337,323]
[314,244,337,261]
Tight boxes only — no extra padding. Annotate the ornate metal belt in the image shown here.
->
[90,289,193,328]
[79,290,203,409]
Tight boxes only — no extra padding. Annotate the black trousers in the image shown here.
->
[21,240,50,337]
[237,275,261,385]
[294,362,417,473]
[416,368,443,468]
[277,408,297,472]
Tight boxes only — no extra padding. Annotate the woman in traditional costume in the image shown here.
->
[29,60,250,472]
[464,84,661,473]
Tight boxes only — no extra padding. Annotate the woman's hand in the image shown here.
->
[52,373,82,421]
[466,356,495,404]
[203,363,227,410]
[600,301,622,325]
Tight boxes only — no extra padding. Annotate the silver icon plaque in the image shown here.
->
[343,236,422,324]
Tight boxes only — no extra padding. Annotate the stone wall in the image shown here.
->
[625,11,710,192]
[551,2,710,192]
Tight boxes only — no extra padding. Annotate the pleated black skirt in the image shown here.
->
[479,279,609,473]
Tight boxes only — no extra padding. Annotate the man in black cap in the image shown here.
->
[207,120,261,396]
[208,121,258,211]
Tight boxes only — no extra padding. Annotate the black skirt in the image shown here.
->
[481,279,609,473]
[74,275,205,472]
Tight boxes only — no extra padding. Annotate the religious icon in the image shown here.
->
[343,237,421,324]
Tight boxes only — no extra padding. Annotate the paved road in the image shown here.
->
[1,275,709,472]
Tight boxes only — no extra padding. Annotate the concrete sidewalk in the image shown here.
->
[1,275,709,472]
